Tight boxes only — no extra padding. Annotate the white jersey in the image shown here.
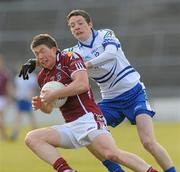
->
[63,29,141,99]
[15,72,37,100]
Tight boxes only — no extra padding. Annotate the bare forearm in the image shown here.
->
[52,71,89,99]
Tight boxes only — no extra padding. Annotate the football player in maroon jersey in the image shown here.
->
[24,34,158,172]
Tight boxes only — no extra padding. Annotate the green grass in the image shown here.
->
[0,123,179,172]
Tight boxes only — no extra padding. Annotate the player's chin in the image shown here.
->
[75,34,83,40]
[41,63,48,69]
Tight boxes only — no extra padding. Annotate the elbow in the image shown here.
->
[84,84,90,92]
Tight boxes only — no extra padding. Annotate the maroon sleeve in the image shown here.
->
[63,52,86,76]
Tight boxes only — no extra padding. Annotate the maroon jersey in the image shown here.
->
[38,51,102,123]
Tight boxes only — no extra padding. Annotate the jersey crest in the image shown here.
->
[104,31,113,39]
[67,51,79,60]
[67,51,73,57]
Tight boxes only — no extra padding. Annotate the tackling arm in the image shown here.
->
[86,44,117,68]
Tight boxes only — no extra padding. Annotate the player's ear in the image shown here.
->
[89,22,93,28]
[52,47,58,54]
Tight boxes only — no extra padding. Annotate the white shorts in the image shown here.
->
[52,112,111,149]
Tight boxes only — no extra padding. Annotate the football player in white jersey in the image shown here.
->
[64,9,176,172]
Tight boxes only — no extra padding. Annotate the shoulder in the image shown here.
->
[97,29,121,48]
[98,29,116,39]
[62,45,79,54]
[61,50,83,63]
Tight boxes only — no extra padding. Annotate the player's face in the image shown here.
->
[68,15,92,42]
[33,45,56,69]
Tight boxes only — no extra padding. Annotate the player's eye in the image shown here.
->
[69,23,75,28]
[78,22,83,25]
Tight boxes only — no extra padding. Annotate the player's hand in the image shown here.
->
[19,58,36,80]
[40,89,57,104]
[85,61,93,69]
[32,96,53,113]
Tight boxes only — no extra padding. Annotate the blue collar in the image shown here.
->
[78,29,98,48]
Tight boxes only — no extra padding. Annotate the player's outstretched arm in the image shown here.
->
[19,58,37,80]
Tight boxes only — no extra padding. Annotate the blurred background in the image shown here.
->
[0,0,180,122]
[0,0,180,172]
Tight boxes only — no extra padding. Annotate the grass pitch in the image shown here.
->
[0,122,179,172]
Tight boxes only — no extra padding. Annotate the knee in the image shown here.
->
[104,151,117,162]
[24,130,39,148]
[142,138,157,151]
[103,150,125,165]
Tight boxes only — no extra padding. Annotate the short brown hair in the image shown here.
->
[30,33,58,50]
[67,9,92,24]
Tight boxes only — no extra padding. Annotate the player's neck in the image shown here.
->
[80,31,93,45]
